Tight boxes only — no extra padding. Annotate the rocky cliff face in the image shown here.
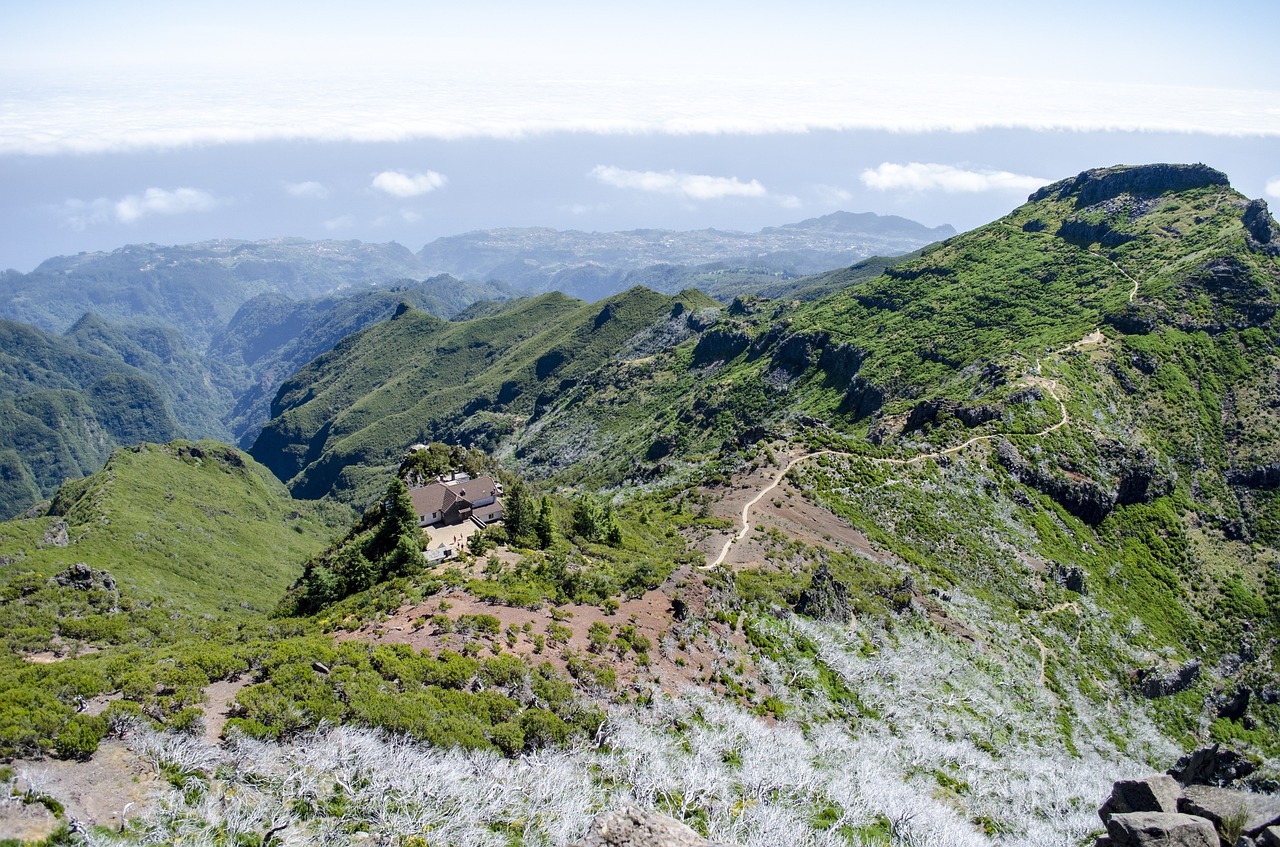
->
[1029,163,1231,206]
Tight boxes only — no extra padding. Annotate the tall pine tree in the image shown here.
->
[534,495,557,549]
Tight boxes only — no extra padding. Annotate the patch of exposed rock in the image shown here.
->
[995,438,1171,526]
[1029,163,1230,207]
[1135,660,1201,699]
[1094,748,1280,847]
[41,519,70,547]
[54,563,116,594]
[794,562,852,624]
[902,397,1001,433]
[1170,745,1259,788]
[1243,199,1280,255]
[573,807,740,847]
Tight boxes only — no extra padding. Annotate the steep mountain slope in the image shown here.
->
[0,275,518,518]
[0,319,184,518]
[250,162,1280,746]
[210,275,516,445]
[0,440,334,619]
[251,287,721,504]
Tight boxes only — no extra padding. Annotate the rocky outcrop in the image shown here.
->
[1030,164,1230,207]
[1104,304,1160,335]
[1179,785,1280,840]
[1170,745,1258,788]
[1050,563,1088,595]
[1243,199,1280,255]
[1137,660,1201,699]
[40,519,70,547]
[54,563,116,594]
[692,327,750,365]
[53,563,119,613]
[1103,812,1218,847]
[996,439,1170,526]
[1227,464,1280,491]
[1057,219,1138,247]
[770,331,827,376]
[1099,775,1183,821]
[902,398,1000,433]
[573,807,739,847]
[795,563,852,624]
[1094,756,1280,847]
[996,439,1117,526]
[817,343,865,384]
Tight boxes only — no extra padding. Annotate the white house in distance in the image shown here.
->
[409,473,504,528]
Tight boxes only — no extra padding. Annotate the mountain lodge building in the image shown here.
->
[409,474,504,528]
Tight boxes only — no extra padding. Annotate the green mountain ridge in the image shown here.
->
[248,161,1280,738]
[251,286,722,503]
[5,163,1280,846]
[0,439,334,623]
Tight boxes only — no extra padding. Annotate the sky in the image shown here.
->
[1,0,1278,272]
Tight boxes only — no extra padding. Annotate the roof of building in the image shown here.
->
[409,475,499,523]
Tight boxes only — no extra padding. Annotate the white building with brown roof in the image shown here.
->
[409,475,503,528]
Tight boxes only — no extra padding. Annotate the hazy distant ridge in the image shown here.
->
[417,211,955,295]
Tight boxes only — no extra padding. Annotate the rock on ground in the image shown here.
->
[1100,775,1183,822]
[574,807,739,847]
[1104,812,1219,847]
[1179,784,1280,838]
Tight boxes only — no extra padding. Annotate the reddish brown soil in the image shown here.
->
[7,740,156,833]
[336,563,764,698]
[202,676,251,744]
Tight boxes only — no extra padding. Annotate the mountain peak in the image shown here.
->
[1029,163,1231,207]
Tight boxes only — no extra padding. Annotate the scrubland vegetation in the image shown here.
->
[3,164,1280,846]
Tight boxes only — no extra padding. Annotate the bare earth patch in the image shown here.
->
[339,563,765,700]
[692,455,890,569]
[202,675,251,744]
[0,798,60,843]
[7,739,156,832]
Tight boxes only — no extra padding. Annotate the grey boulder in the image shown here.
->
[1105,812,1219,847]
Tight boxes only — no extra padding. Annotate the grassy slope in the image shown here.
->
[0,440,335,618]
[0,319,184,518]
[251,287,720,505]
[249,164,1280,754]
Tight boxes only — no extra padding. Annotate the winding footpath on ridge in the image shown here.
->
[702,246,1165,571]
[703,253,1152,570]
[702,380,1070,569]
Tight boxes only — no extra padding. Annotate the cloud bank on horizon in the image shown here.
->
[2,0,1277,271]
[3,71,1278,157]
[2,1,1278,156]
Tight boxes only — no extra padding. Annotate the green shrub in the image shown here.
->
[53,714,105,760]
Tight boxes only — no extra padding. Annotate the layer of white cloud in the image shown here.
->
[323,214,355,231]
[115,187,219,223]
[1266,179,1280,200]
[860,163,1049,193]
[591,165,766,201]
[56,187,219,229]
[371,170,446,198]
[283,180,329,199]
[3,69,1278,156]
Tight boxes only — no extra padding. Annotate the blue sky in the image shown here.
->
[1,0,1278,271]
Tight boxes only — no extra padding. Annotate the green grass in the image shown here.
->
[0,439,338,622]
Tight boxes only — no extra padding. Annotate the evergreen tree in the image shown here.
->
[604,506,623,546]
[573,494,606,542]
[505,480,531,546]
[534,495,557,549]
[384,477,418,538]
